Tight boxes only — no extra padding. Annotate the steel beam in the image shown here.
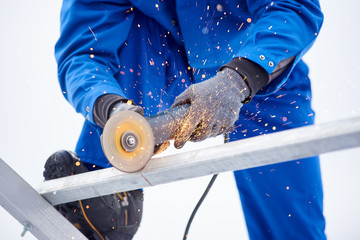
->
[38,117,360,205]
[0,158,87,240]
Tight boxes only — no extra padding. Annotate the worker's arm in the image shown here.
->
[172,0,324,147]
[55,0,135,126]
[230,0,324,96]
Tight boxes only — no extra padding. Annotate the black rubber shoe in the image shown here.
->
[43,150,143,240]
[43,150,88,180]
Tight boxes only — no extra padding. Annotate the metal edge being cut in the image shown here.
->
[39,116,360,205]
[101,110,155,172]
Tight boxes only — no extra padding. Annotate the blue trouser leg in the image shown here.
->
[230,61,326,239]
[234,156,326,239]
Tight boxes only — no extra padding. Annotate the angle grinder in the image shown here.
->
[101,104,190,172]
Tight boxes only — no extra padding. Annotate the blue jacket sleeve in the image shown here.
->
[237,0,324,94]
[55,0,134,124]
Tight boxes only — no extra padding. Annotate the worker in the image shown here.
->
[44,0,326,239]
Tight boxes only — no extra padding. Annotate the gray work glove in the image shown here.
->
[171,68,250,149]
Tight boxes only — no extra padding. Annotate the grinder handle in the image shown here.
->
[146,104,190,145]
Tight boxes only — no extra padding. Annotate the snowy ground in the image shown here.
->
[0,1,359,239]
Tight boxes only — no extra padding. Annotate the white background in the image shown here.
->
[0,1,359,239]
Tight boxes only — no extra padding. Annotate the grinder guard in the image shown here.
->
[101,104,189,172]
[101,111,154,172]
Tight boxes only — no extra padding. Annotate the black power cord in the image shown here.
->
[182,133,230,240]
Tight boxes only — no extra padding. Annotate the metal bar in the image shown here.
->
[0,158,87,240]
[39,117,360,205]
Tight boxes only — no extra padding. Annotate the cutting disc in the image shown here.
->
[101,111,154,172]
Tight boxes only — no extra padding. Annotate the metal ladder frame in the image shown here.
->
[1,116,360,239]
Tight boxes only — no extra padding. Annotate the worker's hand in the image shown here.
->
[171,68,250,149]
[109,101,144,117]
[93,95,144,128]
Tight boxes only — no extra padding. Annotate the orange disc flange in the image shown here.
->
[101,111,154,172]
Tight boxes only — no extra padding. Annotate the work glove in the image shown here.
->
[109,101,144,117]
[93,95,144,128]
[171,68,250,149]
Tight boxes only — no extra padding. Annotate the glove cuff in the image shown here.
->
[220,58,270,103]
[93,94,128,128]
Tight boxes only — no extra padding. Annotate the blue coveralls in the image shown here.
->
[55,0,326,238]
